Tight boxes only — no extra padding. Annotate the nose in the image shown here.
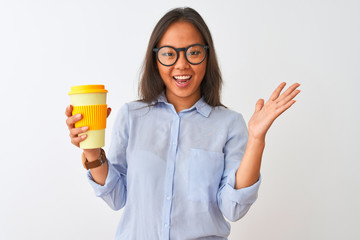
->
[174,50,190,69]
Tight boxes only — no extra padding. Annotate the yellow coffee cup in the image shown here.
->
[68,85,108,149]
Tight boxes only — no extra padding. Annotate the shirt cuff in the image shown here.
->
[86,160,121,197]
[223,169,261,205]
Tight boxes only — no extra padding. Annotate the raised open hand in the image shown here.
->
[248,82,301,141]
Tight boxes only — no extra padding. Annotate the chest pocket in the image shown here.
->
[187,148,224,202]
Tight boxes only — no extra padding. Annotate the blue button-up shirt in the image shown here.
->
[87,93,261,240]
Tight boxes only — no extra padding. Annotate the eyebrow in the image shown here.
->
[157,43,205,48]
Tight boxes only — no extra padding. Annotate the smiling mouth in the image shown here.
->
[173,75,192,84]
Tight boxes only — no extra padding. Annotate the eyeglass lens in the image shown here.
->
[157,45,206,66]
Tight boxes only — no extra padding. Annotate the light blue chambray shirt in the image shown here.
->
[87,93,261,240]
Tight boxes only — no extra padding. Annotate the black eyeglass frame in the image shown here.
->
[153,44,209,66]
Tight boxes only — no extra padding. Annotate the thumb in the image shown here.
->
[255,99,264,112]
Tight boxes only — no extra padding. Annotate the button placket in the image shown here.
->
[162,115,180,240]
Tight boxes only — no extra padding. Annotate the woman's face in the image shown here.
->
[156,21,207,108]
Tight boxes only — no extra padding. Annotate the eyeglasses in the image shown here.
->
[153,44,209,66]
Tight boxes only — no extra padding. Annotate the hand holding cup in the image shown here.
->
[65,105,111,148]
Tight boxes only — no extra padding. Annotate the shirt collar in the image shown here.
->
[157,91,212,118]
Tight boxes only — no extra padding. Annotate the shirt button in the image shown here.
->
[164,223,168,228]
[166,196,171,200]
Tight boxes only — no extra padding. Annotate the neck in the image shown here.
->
[165,91,201,113]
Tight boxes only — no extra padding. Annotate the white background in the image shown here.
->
[1,0,359,239]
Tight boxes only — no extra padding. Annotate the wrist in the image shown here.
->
[83,148,101,162]
[247,136,266,148]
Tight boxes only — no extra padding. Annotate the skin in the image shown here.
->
[65,21,301,188]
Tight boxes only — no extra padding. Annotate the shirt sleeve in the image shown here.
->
[86,103,129,211]
[217,113,261,222]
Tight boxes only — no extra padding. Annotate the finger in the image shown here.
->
[107,107,112,118]
[255,99,264,112]
[69,126,88,138]
[65,105,73,117]
[277,83,301,102]
[66,113,82,129]
[276,100,296,117]
[71,134,87,147]
[278,89,301,107]
[268,82,286,101]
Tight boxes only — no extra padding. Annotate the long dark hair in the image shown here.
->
[138,7,224,107]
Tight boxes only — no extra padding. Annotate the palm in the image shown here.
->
[248,82,301,140]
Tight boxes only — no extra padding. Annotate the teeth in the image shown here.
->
[174,75,191,80]
[176,79,190,84]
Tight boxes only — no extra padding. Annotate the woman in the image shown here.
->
[65,7,300,240]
